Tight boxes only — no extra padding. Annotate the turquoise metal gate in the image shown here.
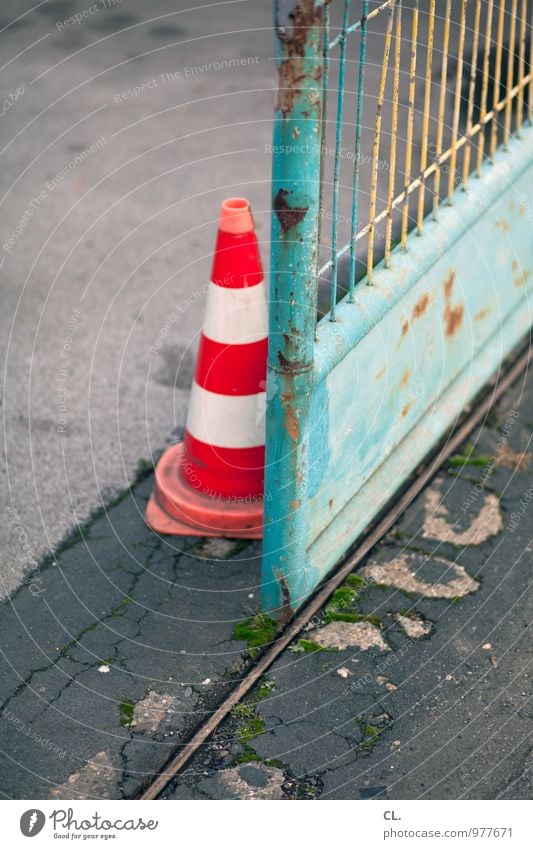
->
[262,0,533,617]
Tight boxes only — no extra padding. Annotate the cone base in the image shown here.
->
[145,443,263,539]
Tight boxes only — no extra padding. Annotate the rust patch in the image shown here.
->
[401,319,409,337]
[514,270,531,287]
[495,218,509,234]
[443,271,463,337]
[444,303,464,336]
[281,390,299,441]
[474,306,490,321]
[512,259,519,271]
[273,188,309,233]
[444,271,456,299]
[276,0,323,117]
[401,400,413,418]
[289,499,301,510]
[375,365,386,380]
[276,571,293,623]
[412,292,429,320]
[328,498,334,509]
[400,369,411,388]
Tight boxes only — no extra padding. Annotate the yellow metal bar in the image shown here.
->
[491,0,506,158]
[433,0,451,216]
[504,0,518,147]
[476,0,494,175]
[530,0,533,122]
[463,0,482,187]
[367,0,395,281]
[517,0,527,134]
[448,0,467,201]
[401,0,418,249]
[385,0,402,266]
[417,0,435,233]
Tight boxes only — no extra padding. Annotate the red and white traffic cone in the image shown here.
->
[145,198,267,538]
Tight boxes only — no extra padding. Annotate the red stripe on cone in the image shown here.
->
[211,229,263,289]
[182,433,264,498]
[145,197,267,539]
[195,335,268,395]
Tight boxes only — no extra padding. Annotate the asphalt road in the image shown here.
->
[0,0,274,597]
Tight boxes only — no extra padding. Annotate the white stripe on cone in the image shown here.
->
[186,382,266,448]
[202,281,268,345]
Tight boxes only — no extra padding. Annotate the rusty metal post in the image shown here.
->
[261,0,324,617]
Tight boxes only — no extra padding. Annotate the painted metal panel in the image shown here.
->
[262,0,533,616]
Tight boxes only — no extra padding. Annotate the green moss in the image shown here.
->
[290,638,327,654]
[329,586,358,609]
[111,595,132,618]
[344,573,367,589]
[257,678,275,700]
[233,750,264,764]
[361,723,383,752]
[232,613,278,657]
[324,612,360,623]
[323,611,384,627]
[237,717,265,745]
[119,699,135,729]
[449,442,491,467]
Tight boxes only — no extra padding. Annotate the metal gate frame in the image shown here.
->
[262,0,533,617]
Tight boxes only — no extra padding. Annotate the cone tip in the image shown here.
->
[218,197,254,234]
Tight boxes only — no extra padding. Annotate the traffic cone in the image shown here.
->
[145,198,267,538]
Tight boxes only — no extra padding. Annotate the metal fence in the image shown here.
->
[263,0,533,617]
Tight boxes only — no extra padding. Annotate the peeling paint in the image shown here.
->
[276,0,323,118]
[273,188,309,232]
[311,620,389,651]
[423,487,503,545]
[361,553,479,599]
[281,390,299,441]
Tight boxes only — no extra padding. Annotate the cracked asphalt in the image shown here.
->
[0,358,530,800]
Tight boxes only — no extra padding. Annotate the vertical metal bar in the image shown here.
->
[517,0,527,135]
[416,0,435,234]
[367,0,395,281]
[264,1,324,617]
[330,0,351,320]
[476,0,494,175]
[462,0,482,187]
[491,0,506,159]
[433,0,451,217]
[504,0,518,147]
[317,1,330,264]
[529,0,533,122]
[447,0,467,201]
[348,0,368,301]
[401,0,418,249]
[385,0,401,266]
